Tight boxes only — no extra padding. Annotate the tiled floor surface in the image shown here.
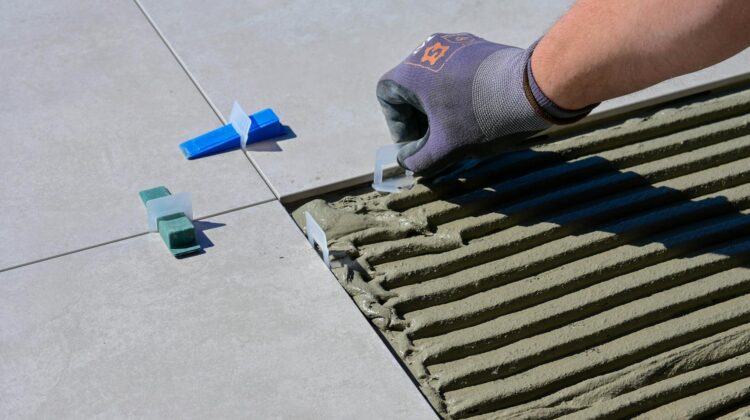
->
[0,1,434,417]
[1,0,748,418]
[0,0,274,270]
[1,201,432,419]
[138,0,749,201]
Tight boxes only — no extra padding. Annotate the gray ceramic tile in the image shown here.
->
[0,0,274,270]
[140,1,748,201]
[136,0,576,201]
[595,66,750,115]
[0,201,435,419]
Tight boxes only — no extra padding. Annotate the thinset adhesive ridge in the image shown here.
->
[293,84,750,419]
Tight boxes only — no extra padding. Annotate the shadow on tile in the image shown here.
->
[246,125,297,152]
[177,219,225,258]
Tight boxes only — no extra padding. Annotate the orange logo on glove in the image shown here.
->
[406,33,481,72]
[421,42,450,65]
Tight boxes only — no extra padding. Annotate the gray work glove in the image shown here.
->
[377,33,595,175]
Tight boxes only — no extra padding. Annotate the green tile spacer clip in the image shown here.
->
[139,186,201,257]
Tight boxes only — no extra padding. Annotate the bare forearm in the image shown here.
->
[532,0,750,110]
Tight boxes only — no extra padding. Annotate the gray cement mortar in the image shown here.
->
[293,84,750,419]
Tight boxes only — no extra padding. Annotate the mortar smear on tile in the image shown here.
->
[293,85,750,419]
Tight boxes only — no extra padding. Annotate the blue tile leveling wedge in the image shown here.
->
[179,103,284,159]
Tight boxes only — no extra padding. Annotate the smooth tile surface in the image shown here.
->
[0,0,274,270]
[596,66,750,115]
[140,1,748,201]
[0,201,435,419]
[138,0,576,200]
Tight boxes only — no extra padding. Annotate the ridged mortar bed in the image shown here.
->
[292,83,750,419]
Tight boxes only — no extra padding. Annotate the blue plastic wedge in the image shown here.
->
[179,108,284,159]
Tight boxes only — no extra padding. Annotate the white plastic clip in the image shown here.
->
[372,143,415,193]
[230,101,252,151]
[146,192,193,232]
[304,211,330,268]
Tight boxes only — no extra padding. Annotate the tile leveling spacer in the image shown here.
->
[179,101,285,159]
[372,143,415,193]
[139,186,201,257]
[305,211,330,268]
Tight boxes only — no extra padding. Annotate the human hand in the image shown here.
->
[377,33,590,175]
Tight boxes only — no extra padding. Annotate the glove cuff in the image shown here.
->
[524,42,599,124]
[472,46,551,141]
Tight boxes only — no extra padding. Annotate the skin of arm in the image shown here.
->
[532,0,750,110]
